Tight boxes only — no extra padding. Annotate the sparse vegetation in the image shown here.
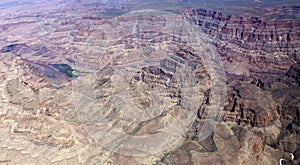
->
[50,64,77,78]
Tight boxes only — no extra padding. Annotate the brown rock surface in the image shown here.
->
[162,123,280,165]
[0,0,299,164]
[223,80,279,127]
[181,8,300,87]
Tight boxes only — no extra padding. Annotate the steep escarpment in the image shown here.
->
[181,8,300,84]
[1,0,300,164]
[223,80,279,127]
[181,7,300,164]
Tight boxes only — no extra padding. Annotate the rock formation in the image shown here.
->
[180,6,300,165]
[0,0,299,164]
[181,8,300,87]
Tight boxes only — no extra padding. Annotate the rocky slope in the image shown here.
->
[181,6,300,165]
[181,7,300,86]
[0,1,299,164]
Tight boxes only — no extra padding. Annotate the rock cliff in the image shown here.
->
[181,8,300,85]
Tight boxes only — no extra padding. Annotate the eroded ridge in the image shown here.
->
[72,10,226,156]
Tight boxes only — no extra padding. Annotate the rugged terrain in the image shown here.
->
[0,0,299,164]
[180,5,300,165]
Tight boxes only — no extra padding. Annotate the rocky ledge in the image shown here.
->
[181,7,300,86]
[180,6,300,164]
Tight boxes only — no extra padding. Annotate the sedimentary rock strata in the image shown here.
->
[0,0,299,164]
[181,8,300,86]
[224,80,279,127]
[180,6,300,165]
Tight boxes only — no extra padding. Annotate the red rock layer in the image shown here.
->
[180,8,300,77]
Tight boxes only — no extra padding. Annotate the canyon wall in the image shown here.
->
[181,7,300,85]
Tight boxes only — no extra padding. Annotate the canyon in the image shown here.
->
[0,0,299,164]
